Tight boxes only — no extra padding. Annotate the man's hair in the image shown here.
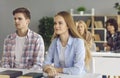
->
[13,7,31,19]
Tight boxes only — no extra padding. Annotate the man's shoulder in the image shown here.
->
[28,30,43,39]
[5,32,16,40]
[73,37,84,42]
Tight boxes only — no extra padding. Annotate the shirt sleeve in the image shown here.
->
[63,39,86,75]
[2,38,11,68]
[32,35,45,70]
[43,39,56,67]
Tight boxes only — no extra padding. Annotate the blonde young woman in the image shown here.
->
[77,20,96,51]
[43,11,91,77]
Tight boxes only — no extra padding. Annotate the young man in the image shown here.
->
[2,7,45,70]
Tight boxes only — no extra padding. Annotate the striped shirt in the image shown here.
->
[2,29,45,69]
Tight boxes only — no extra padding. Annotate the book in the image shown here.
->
[96,47,100,52]
[94,21,103,28]
[86,19,91,28]
[0,70,23,78]
[94,34,101,41]
[18,72,43,78]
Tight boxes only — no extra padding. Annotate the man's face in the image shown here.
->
[14,13,30,30]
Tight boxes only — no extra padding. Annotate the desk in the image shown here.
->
[92,52,120,57]
[0,68,101,78]
[92,52,120,75]
[56,73,102,78]
[0,68,42,74]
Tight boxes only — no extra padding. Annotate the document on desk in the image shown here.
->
[55,73,102,78]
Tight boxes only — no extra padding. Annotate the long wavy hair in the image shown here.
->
[77,20,88,39]
[51,11,91,70]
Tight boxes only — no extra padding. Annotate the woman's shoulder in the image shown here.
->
[50,38,58,45]
[115,31,120,37]
[86,31,92,34]
[73,37,84,43]
[86,31,92,36]
[117,31,120,34]
[72,37,85,50]
[116,31,120,35]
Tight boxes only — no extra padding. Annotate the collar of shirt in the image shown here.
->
[57,35,73,47]
[10,29,31,40]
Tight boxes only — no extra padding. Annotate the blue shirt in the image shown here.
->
[44,36,86,75]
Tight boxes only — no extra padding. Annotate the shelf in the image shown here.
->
[88,28,105,30]
[71,14,93,16]
[94,41,106,43]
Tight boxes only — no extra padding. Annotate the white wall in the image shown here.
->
[0,0,120,59]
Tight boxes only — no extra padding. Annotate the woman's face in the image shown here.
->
[54,15,69,35]
[107,24,115,33]
[77,23,85,35]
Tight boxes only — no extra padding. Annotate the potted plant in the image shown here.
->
[38,16,54,51]
[77,6,86,15]
[114,2,120,15]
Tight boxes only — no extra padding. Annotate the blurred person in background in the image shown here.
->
[103,18,120,52]
[76,20,96,52]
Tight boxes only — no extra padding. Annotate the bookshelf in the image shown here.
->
[71,10,120,52]
[93,16,106,51]
[73,15,106,52]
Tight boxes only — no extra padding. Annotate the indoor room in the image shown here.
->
[0,0,120,78]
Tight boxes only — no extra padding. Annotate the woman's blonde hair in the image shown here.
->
[51,11,91,70]
[77,20,89,39]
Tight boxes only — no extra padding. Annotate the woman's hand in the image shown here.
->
[105,46,111,51]
[43,65,58,78]
[103,43,111,51]
[55,68,63,73]
[103,43,108,47]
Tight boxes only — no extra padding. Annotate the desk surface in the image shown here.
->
[56,73,102,78]
[0,68,102,78]
[0,68,42,74]
[92,52,120,57]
